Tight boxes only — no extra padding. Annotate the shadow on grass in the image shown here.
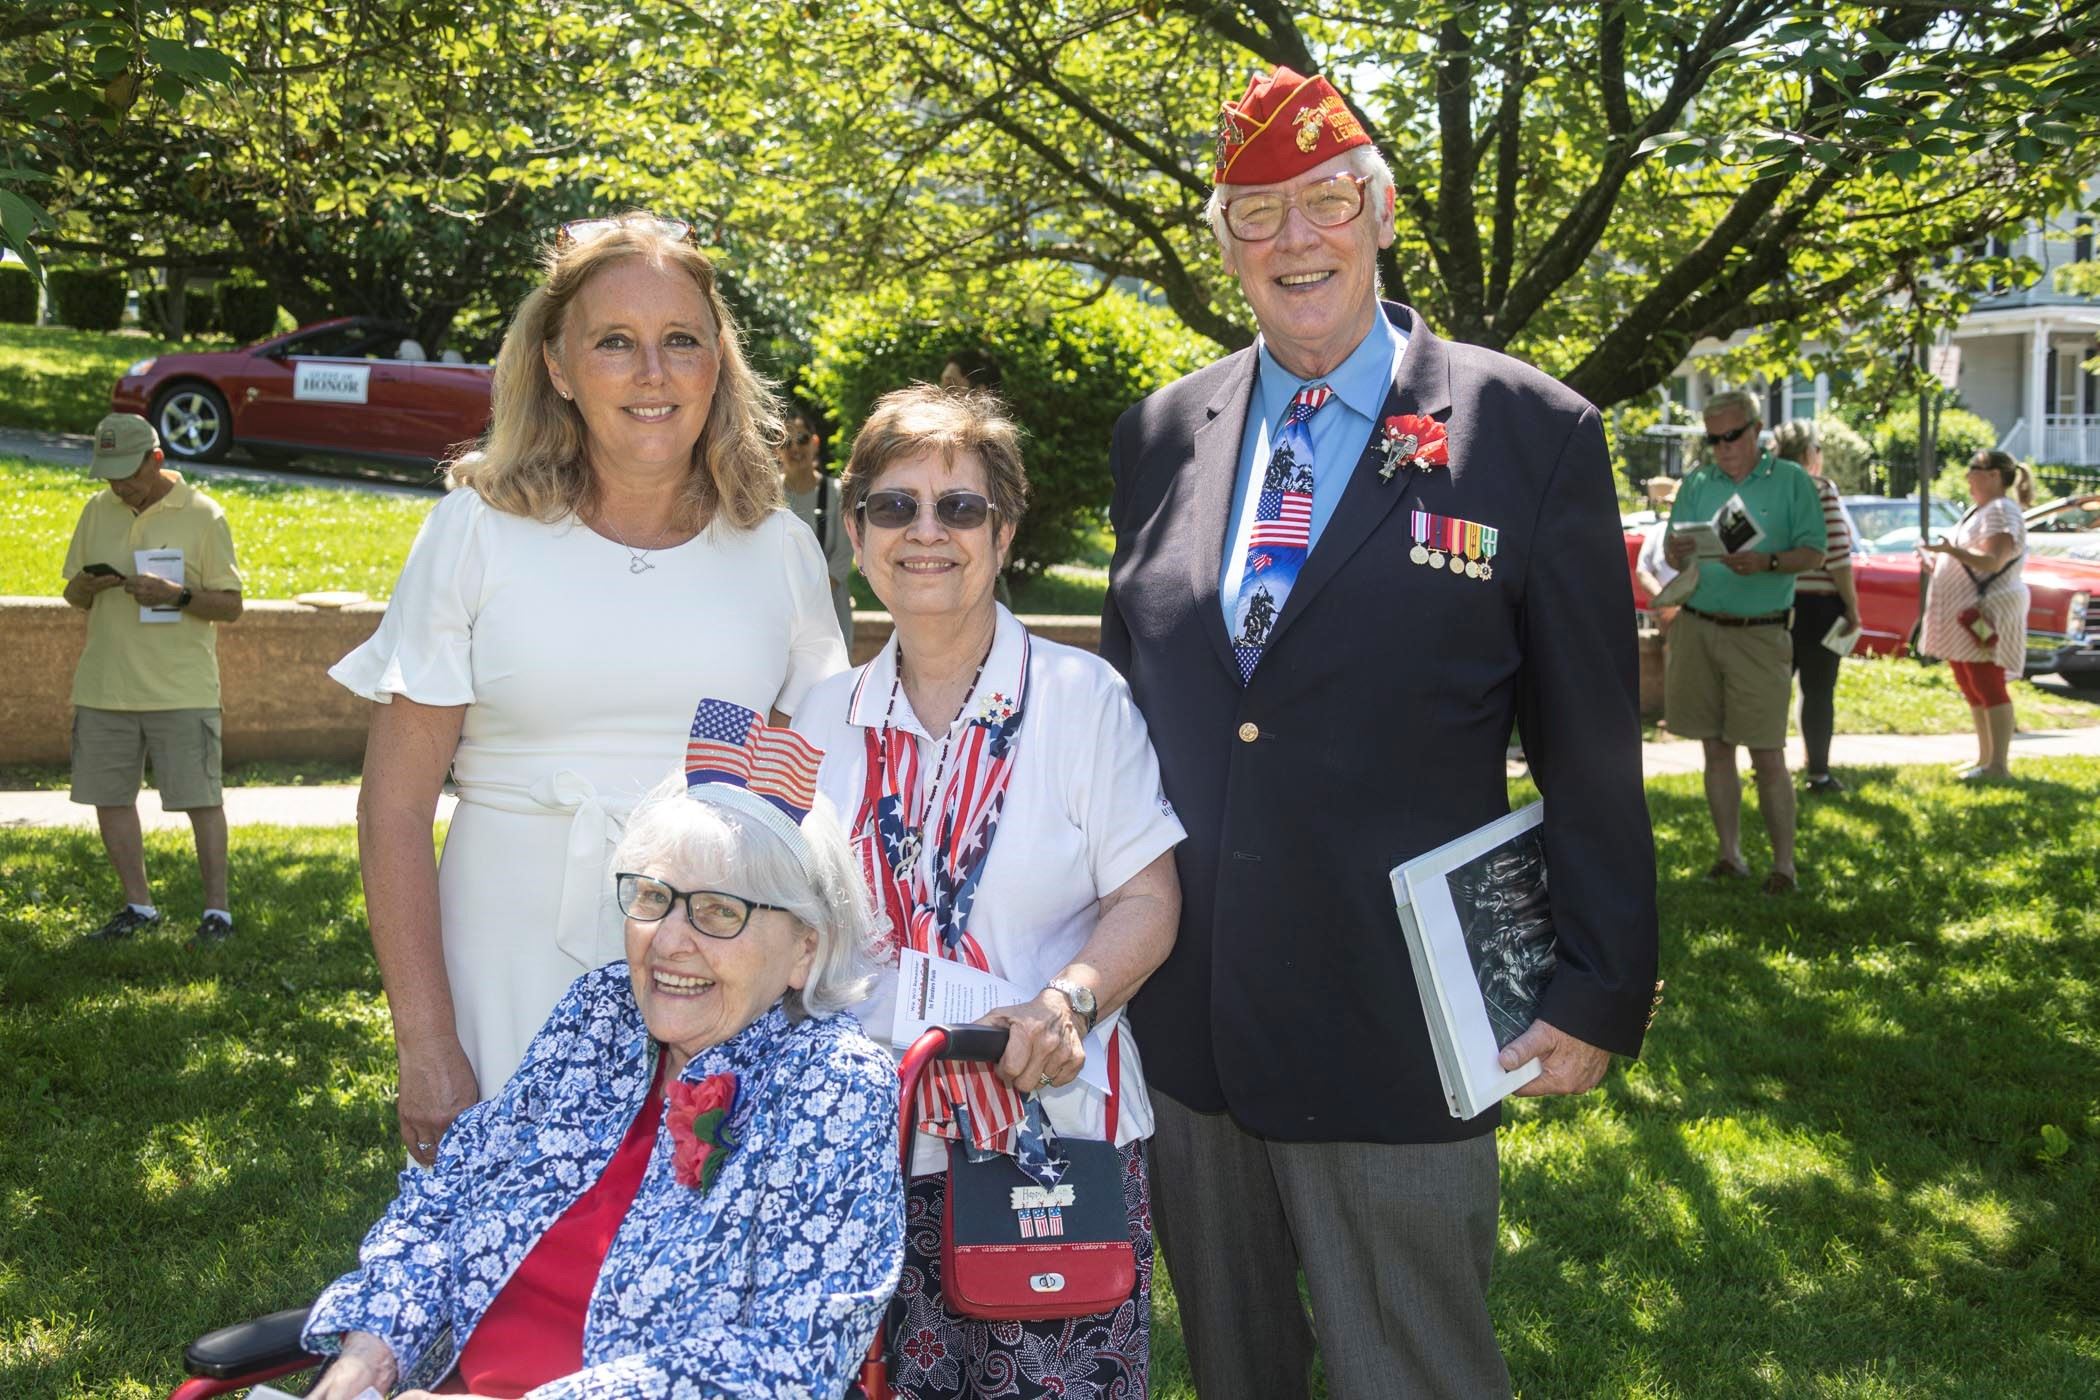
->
[1490,762,2100,1396]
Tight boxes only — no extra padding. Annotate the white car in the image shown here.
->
[2025,494,2100,565]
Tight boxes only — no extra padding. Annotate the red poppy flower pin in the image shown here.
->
[668,1072,740,1192]
[1379,414,1450,482]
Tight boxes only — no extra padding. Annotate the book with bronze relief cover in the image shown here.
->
[1389,802,1557,1119]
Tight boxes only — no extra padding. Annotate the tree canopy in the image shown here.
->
[6,1,2098,404]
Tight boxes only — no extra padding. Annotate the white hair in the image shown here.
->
[611,774,880,1019]
[1702,389,1763,427]
[1205,144,1395,249]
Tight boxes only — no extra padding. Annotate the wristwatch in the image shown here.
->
[175,586,194,610]
[1765,553,1778,572]
[1046,977,1098,1033]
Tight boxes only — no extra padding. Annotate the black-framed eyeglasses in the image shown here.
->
[556,215,696,250]
[615,872,780,940]
[857,489,997,530]
[1221,173,1372,243]
[1703,423,1756,447]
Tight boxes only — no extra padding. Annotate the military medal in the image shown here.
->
[1464,521,1483,577]
[1410,509,1431,566]
[1479,525,1499,580]
[1427,517,1446,570]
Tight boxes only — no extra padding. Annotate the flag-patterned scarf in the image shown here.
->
[853,632,1048,1171]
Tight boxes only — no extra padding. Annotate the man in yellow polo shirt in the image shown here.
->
[61,413,245,943]
[1663,389,1826,895]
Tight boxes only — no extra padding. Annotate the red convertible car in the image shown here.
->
[1628,494,2099,692]
[110,317,493,466]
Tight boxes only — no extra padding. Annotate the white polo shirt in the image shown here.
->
[795,605,1185,1173]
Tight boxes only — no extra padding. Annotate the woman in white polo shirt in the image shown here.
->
[793,384,1183,1398]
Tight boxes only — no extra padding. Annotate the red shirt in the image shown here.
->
[442,1060,666,1397]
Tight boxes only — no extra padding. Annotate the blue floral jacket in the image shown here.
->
[304,965,904,1398]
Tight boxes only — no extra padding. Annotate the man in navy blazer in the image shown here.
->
[1101,65,1659,1398]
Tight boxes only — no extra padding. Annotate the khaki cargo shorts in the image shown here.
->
[70,706,224,810]
[1663,610,1792,750]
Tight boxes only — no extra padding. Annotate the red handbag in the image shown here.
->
[938,1040,1134,1321]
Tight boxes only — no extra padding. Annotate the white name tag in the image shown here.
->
[293,361,372,403]
[1010,1184,1076,1210]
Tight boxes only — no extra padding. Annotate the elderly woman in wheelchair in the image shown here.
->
[299,710,901,1399]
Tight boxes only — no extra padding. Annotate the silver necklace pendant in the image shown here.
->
[894,828,922,880]
[627,553,654,574]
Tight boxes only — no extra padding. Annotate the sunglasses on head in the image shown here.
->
[1703,423,1755,447]
[555,215,695,250]
[857,489,997,530]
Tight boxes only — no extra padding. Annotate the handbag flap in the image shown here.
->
[944,1137,1127,1246]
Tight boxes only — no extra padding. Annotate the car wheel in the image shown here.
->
[2062,671,2100,694]
[151,383,232,462]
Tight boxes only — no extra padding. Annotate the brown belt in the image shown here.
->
[1684,604,1791,628]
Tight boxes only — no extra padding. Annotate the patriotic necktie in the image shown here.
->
[1231,384,1331,682]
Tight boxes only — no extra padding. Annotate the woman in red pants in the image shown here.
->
[1919,450,2034,780]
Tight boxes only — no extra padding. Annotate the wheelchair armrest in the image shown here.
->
[183,1305,318,1379]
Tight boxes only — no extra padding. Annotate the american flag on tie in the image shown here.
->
[684,699,822,820]
[1249,489,1313,549]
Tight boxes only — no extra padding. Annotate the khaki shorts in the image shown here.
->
[70,706,224,810]
[1664,610,1793,750]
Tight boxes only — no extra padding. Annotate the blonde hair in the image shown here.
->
[448,219,782,531]
[1970,449,2036,508]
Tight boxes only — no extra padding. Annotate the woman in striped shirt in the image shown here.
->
[1771,420,1861,795]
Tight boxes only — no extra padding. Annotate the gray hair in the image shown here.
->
[1702,389,1763,427]
[611,775,880,1019]
[1770,417,1820,465]
[1205,144,1395,249]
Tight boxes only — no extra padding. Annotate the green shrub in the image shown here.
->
[46,265,126,331]
[139,284,218,338]
[217,274,279,344]
[0,264,36,324]
[1872,404,1999,496]
[802,286,1211,575]
[1812,413,1876,492]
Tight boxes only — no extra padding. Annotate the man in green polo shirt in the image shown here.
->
[1663,389,1826,895]
[61,413,245,943]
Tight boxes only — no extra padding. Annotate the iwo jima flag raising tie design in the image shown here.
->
[1232,384,1331,682]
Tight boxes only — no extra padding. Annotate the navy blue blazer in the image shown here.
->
[1102,303,1658,1144]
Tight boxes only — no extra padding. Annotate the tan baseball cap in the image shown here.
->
[88,412,160,479]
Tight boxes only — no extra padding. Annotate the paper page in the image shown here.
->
[1667,522,1729,561]
[1822,616,1861,656]
[133,547,183,624]
[893,948,1111,1095]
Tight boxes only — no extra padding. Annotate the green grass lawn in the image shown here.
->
[1826,652,2100,733]
[0,324,235,436]
[4,761,2097,1396]
[1,453,435,600]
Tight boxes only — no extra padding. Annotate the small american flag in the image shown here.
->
[685,699,822,820]
[1250,490,1313,549]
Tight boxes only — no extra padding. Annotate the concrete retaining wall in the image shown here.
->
[1,594,1662,766]
[0,598,1110,766]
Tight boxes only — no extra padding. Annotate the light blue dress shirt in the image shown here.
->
[1220,315,1409,626]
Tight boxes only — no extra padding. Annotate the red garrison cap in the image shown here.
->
[1212,65,1372,186]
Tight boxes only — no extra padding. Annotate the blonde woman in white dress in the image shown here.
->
[332,215,847,1165]
[1919,450,2034,780]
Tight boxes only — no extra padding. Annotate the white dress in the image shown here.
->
[1920,497,2028,679]
[331,489,848,1096]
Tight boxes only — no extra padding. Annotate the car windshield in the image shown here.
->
[280,323,409,360]
[1847,499,1964,554]
[2030,498,2100,533]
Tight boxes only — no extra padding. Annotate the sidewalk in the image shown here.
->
[5,728,2097,830]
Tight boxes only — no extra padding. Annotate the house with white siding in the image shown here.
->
[1664,182,2100,469]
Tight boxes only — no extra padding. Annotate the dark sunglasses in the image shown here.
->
[1703,423,1756,447]
[857,489,997,530]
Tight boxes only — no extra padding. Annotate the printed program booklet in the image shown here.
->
[1389,802,1557,1118]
